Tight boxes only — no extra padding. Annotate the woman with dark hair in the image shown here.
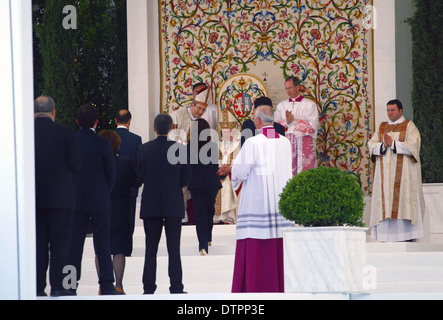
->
[99,130,141,294]
[187,119,222,255]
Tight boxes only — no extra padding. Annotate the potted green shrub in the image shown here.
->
[279,166,365,227]
[278,166,368,294]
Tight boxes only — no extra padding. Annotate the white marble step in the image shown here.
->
[75,224,443,297]
[365,250,443,294]
[370,281,443,294]
[83,224,236,258]
[373,266,443,282]
[367,252,443,267]
[77,224,236,296]
[366,242,443,253]
[76,255,235,296]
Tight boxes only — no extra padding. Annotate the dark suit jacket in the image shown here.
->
[74,128,116,212]
[115,127,142,198]
[34,117,82,210]
[115,127,142,161]
[187,141,222,191]
[111,155,141,229]
[137,136,191,219]
[241,120,285,146]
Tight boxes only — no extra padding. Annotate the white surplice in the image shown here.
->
[368,116,425,242]
[274,96,319,175]
[231,127,294,240]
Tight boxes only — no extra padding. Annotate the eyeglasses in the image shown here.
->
[192,103,207,113]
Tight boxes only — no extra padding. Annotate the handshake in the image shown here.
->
[217,164,231,179]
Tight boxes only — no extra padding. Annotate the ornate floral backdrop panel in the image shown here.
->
[159,0,374,194]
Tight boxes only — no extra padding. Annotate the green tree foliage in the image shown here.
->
[32,0,45,101]
[33,0,128,131]
[34,0,79,128]
[76,0,128,131]
[406,0,443,183]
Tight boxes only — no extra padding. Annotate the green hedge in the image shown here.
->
[406,0,443,183]
[278,167,365,227]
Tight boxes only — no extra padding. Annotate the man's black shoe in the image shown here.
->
[50,289,77,297]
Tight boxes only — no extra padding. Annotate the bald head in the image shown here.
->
[34,96,56,121]
[115,109,132,128]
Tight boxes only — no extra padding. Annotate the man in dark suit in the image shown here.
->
[34,96,82,297]
[114,109,142,250]
[187,119,222,255]
[66,104,121,295]
[137,114,191,294]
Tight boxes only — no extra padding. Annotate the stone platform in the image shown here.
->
[45,217,443,300]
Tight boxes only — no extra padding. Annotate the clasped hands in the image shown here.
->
[383,133,393,147]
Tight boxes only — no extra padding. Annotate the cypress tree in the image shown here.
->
[33,0,128,131]
[37,0,79,129]
[406,0,443,183]
[32,0,45,98]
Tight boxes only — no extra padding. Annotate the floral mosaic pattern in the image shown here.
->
[159,0,373,193]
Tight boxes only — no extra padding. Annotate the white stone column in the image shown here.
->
[127,0,161,143]
[373,0,414,126]
[0,0,36,300]
[373,0,397,127]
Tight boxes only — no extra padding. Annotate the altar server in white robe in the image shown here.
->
[368,99,425,242]
[274,76,319,176]
[231,105,293,293]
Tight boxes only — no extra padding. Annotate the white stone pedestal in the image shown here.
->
[283,227,367,293]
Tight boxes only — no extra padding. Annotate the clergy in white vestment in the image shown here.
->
[214,107,241,224]
[368,99,425,242]
[169,83,213,223]
[274,76,319,176]
[231,105,294,293]
[168,83,211,144]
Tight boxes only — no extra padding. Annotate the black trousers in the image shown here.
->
[36,208,73,293]
[142,217,183,294]
[66,210,115,294]
[190,188,219,252]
